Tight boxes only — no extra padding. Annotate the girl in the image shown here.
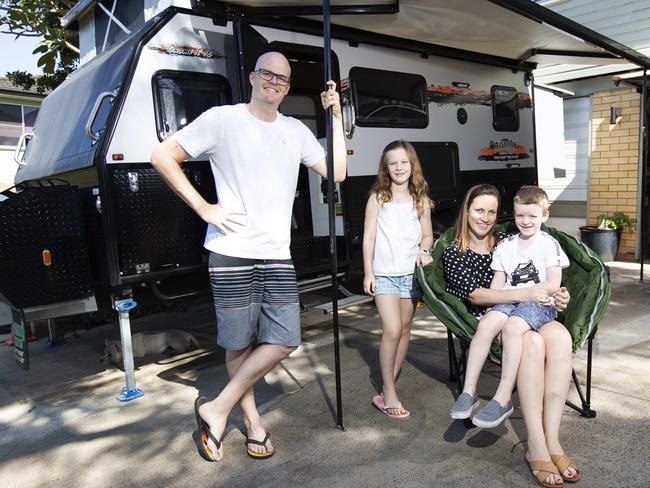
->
[363,140,433,418]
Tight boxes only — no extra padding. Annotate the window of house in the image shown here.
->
[152,71,232,141]
[0,103,40,147]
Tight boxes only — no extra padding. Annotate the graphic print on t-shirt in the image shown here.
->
[510,260,540,286]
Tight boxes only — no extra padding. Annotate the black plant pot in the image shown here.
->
[579,226,621,262]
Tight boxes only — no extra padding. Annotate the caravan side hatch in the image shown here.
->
[0,183,94,309]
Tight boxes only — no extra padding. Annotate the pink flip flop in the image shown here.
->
[372,394,410,419]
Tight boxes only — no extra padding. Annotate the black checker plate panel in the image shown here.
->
[0,185,93,308]
[290,235,347,279]
[112,164,216,279]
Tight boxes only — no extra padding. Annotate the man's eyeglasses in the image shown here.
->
[255,68,291,86]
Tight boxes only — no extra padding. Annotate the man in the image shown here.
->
[150,51,346,462]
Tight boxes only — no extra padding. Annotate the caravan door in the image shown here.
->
[237,22,348,279]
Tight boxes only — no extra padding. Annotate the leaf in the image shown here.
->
[33,44,49,54]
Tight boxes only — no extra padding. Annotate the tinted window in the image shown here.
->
[153,71,232,141]
[491,85,519,131]
[411,142,459,200]
[350,67,428,128]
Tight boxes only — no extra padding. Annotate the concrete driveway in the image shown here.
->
[1,262,648,488]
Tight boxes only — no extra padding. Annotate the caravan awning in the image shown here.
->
[186,0,650,70]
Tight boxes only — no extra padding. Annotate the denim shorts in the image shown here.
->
[209,252,301,350]
[490,301,557,331]
[374,274,421,299]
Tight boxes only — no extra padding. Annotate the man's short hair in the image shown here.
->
[514,185,550,211]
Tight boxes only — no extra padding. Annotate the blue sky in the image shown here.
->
[0,33,44,75]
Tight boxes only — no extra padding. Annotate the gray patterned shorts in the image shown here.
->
[209,252,301,350]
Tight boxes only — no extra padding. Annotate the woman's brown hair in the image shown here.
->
[453,184,501,255]
[370,140,430,216]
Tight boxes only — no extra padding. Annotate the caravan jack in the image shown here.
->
[112,294,145,402]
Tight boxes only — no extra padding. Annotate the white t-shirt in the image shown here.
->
[491,231,569,289]
[373,199,422,276]
[174,104,325,259]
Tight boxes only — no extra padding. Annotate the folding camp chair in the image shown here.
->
[417,223,611,418]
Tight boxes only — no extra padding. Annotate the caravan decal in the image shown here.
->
[427,84,531,108]
[149,44,223,59]
[478,139,530,161]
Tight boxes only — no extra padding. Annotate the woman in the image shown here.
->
[443,184,580,487]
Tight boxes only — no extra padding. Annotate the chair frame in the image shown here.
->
[446,327,598,418]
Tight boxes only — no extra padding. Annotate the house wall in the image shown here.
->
[588,87,640,261]
[0,89,44,191]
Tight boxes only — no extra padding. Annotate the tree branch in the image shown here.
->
[64,40,80,54]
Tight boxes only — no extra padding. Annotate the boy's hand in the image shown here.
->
[552,286,571,311]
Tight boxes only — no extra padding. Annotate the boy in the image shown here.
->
[450,186,569,428]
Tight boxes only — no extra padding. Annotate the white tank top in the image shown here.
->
[373,199,422,276]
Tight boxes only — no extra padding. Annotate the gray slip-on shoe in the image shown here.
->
[449,392,479,419]
[472,399,513,428]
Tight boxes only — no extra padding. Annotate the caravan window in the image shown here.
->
[153,71,231,141]
[349,67,428,128]
[491,85,519,131]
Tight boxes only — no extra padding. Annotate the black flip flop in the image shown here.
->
[194,396,223,462]
[245,431,274,460]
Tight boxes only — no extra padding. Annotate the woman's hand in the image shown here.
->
[552,286,571,312]
[416,252,433,267]
[363,273,376,295]
[525,286,554,306]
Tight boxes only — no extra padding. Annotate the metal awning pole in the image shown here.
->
[323,0,344,430]
[641,69,648,281]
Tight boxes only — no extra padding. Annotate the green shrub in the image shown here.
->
[596,211,637,233]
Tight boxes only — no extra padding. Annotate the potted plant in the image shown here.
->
[579,211,637,261]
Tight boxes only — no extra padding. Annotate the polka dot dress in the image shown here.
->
[443,232,506,317]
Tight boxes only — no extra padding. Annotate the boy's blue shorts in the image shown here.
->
[490,301,557,331]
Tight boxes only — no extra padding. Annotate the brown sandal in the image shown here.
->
[551,453,581,483]
[526,458,564,488]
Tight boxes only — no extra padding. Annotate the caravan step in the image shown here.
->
[308,294,373,314]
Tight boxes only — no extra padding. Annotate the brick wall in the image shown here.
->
[589,88,640,261]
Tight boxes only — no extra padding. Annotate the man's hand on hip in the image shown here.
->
[198,203,247,235]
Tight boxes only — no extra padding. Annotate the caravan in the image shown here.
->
[1,0,648,395]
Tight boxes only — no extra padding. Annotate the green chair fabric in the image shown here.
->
[416,223,611,357]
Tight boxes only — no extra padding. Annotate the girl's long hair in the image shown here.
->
[453,184,501,255]
[370,140,430,216]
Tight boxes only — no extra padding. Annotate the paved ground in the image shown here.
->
[1,262,649,488]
